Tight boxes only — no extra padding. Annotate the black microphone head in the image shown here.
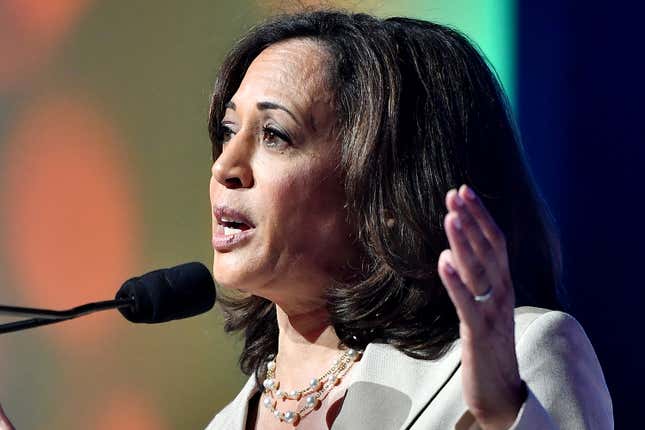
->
[116,262,216,323]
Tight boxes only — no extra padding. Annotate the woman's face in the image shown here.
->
[209,39,357,308]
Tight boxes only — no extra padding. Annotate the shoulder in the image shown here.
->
[511,306,614,428]
[513,305,575,334]
[512,306,603,366]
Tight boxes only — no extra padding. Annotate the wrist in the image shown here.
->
[478,380,528,430]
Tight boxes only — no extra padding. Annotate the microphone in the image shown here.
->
[116,262,216,323]
[0,262,216,334]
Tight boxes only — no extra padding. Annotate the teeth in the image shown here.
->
[224,226,242,236]
[221,217,239,223]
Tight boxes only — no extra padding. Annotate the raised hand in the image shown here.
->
[437,185,526,430]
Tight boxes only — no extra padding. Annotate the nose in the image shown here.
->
[212,138,254,189]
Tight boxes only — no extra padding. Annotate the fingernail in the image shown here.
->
[452,215,462,230]
[464,186,476,200]
[445,262,455,274]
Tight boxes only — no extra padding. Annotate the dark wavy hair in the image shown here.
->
[207,10,563,377]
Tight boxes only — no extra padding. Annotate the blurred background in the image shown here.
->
[0,0,642,428]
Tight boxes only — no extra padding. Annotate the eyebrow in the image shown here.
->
[224,100,301,126]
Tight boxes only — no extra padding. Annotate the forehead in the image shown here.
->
[232,39,333,118]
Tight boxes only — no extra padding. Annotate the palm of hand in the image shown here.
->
[437,185,526,430]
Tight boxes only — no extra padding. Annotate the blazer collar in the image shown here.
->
[221,341,462,430]
[216,307,548,430]
[332,341,462,430]
[221,374,259,430]
[332,307,544,429]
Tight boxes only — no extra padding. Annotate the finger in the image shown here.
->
[458,185,509,269]
[445,189,503,287]
[443,211,492,297]
[437,249,479,326]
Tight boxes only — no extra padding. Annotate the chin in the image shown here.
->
[212,259,242,291]
[212,253,266,293]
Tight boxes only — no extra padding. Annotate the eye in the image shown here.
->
[262,125,291,149]
[220,123,235,143]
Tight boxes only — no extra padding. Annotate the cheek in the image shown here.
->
[269,166,348,251]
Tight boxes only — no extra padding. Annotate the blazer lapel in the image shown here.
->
[217,342,461,430]
[220,375,259,430]
[332,341,462,430]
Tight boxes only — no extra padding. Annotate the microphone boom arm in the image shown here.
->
[0,298,135,335]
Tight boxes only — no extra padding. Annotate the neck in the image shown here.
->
[273,304,343,388]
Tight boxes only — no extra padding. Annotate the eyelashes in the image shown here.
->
[261,125,291,148]
[220,124,234,143]
[220,122,293,150]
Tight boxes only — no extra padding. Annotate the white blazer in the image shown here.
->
[205,306,613,429]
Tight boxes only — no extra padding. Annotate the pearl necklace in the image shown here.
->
[261,348,361,426]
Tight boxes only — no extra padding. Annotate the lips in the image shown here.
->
[212,205,256,251]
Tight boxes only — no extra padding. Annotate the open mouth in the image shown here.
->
[220,219,252,235]
[212,206,256,250]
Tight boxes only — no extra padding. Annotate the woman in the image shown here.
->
[0,9,612,430]
[205,9,612,430]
